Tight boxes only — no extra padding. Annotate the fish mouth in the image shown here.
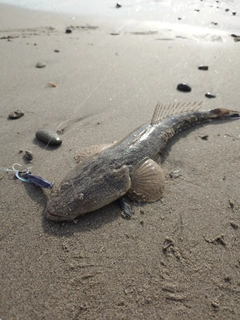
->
[45,207,77,222]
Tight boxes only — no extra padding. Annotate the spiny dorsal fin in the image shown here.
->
[151,101,203,125]
[74,143,113,164]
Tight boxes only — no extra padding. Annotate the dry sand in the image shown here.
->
[1,3,240,319]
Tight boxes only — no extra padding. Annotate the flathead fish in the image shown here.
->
[45,102,240,221]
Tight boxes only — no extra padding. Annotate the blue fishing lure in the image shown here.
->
[0,163,53,189]
[16,171,53,189]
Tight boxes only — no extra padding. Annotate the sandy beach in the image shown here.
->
[1,2,240,319]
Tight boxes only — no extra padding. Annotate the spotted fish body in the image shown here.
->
[46,103,240,221]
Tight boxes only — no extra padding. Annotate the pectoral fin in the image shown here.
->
[74,144,113,164]
[127,159,165,202]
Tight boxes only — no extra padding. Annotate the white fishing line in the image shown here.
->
[44,19,134,150]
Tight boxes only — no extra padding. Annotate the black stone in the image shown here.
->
[177,83,191,92]
[205,92,216,98]
[116,3,122,8]
[36,129,62,146]
[198,65,209,70]
[65,28,72,34]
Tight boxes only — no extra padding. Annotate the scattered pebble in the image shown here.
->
[198,65,209,70]
[54,49,60,52]
[194,9,200,12]
[65,28,72,34]
[116,3,122,8]
[232,11,237,15]
[169,170,182,179]
[225,8,229,12]
[35,129,62,146]
[205,92,216,98]
[177,83,191,92]
[36,62,46,68]
[199,134,209,140]
[211,22,218,25]
[48,82,57,87]
[0,35,19,40]
[8,110,24,119]
[24,150,33,161]
[211,298,220,309]
[231,34,240,41]
[178,17,182,20]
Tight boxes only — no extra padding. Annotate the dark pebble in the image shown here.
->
[231,34,240,41]
[54,49,60,52]
[211,22,218,25]
[25,150,33,161]
[65,28,72,34]
[116,3,122,8]
[232,11,236,15]
[198,65,209,70]
[199,134,209,140]
[205,92,216,98]
[36,62,46,68]
[177,83,191,92]
[8,110,24,119]
[36,129,62,146]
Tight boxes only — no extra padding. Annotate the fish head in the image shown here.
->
[45,165,131,221]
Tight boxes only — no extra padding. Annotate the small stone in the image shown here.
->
[65,28,72,34]
[199,134,209,140]
[211,298,220,308]
[48,82,57,87]
[232,11,237,15]
[177,83,191,92]
[116,3,122,8]
[8,110,24,119]
[198,65,209,70]
[205,92,216,98]
[36,62,46,68]
[225,8,229,12]
[54,49,60,52]
[231,34,240,42]
[211,22,218,25]
[36,129,62,146]
[24,150,33,161]
[169,170,182,179]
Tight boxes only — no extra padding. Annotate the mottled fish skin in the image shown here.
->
[45,104,240,221]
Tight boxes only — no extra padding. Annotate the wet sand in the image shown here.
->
[1,3,240,319]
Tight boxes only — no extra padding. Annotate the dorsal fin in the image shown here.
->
[151,101,203,125]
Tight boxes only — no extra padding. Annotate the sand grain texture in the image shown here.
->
[0,3,240,319]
